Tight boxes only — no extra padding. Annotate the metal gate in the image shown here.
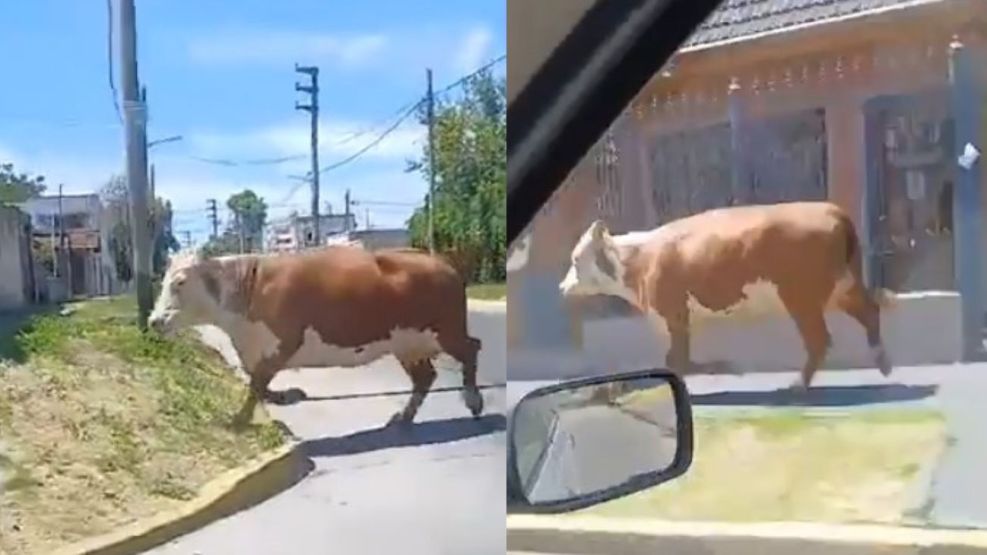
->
[863,90,955,292]
[647,107,828,225]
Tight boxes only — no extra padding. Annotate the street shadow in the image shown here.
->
[302,414,506,458]
[690,383,938,408]
[0,305,59,363]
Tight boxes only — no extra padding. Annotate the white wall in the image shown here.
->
[509,291,963,380]
[0,208,30,310]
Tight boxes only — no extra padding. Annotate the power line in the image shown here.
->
[310,54,505,177]
[189,153,308,167]
[434,54,506,98]
[106,0,123,124]
[315,100,421,176]
[163,53,506,185]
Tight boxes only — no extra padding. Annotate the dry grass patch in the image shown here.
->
[577,409,946,525]
[0,297,286,555]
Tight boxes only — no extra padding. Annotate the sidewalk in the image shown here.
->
[507,516,987,554]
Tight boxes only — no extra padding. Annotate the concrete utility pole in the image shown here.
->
[425,68,437,254]
[120,0,153,330]
[344,188,352,234]
[294,64,321,246]
[206,198,219,239]
[56,184,64,280]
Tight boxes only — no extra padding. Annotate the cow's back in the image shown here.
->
[644,202,856,321]
[251,246,467,349]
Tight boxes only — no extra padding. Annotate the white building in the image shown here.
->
[264,211,358,253]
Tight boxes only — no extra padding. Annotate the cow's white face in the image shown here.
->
[559,220,631,301]
[148,250,221,335]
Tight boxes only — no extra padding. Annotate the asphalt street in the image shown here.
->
[523,403,678,504]
[144,314,506,555]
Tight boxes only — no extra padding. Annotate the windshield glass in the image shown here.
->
[509,0,986,528]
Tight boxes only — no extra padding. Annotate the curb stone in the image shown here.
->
[51,441,312,555]
[507,515,987,554]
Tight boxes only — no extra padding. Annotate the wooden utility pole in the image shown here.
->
[295,64,321,246]
[425,68,436,254]
[120,0,153,330]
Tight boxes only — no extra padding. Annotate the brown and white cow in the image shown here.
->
[148,246,484,426]
[559,201,894,389]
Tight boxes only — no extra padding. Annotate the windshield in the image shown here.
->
[509,0,986,532]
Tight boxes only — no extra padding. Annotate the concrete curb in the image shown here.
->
[52,441,311,555]
[507,515,987,553]
[468,298,506,313]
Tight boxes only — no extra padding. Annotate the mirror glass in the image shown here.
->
[511,375,679,505]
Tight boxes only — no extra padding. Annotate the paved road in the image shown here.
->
[523,403,677,504]
[145,316,506,555]
[510,363,987,529]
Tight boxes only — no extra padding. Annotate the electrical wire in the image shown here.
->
[106,0,123,124]
[315,100,422,175]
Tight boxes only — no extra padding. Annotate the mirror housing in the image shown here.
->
[507,369,693,513]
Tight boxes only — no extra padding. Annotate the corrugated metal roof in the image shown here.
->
[684,0,929,48]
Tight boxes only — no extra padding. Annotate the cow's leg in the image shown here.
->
[838,285,892,377]
[789,308,831,391]
[389,358,438,426]
[439,332,484,418]
[664,310,691,375]
[233,337,300,428]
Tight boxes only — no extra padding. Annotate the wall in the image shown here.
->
[0,207,32,310]
[509,292,962,381]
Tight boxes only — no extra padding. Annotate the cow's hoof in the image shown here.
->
[230,414,253,431]
[387,411,414,427]
[462,388,484,418]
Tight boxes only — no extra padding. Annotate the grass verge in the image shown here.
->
[467,282,506,300]
[0,296,286,555]
[576,409,946,525]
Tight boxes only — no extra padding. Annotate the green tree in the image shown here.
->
[226,189,267,253]
[406,69,506,283]
[0,162,47,203]
[99,175,179,282]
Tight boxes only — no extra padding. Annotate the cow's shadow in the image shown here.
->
[302,414,506,458]
[690,383,938,408]
[267,384,500,406]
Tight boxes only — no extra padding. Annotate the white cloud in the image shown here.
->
[455,26,493,73]
[186,28,389,68]
[0,143,122,195]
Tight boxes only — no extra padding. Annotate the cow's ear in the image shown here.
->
[590,219,610,243]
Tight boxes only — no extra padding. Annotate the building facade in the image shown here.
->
[510,0,987,355]
[264,211,359,253]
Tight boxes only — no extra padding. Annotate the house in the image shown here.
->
[346,228,410,251]
[15,193,119,299]
[510,0,987,354]
[264,211,358,252]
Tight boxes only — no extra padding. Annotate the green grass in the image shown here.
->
[577,408,947,525]
[0,296,287,555]
[467,282,506,300]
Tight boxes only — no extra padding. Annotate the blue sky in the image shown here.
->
[0,0,505,245]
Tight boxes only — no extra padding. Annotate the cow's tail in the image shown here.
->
[840,211,896,309]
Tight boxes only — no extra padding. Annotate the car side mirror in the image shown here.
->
[507,370,693,513]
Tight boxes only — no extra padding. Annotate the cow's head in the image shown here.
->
[559,219,629,300]
[148,249,226,335]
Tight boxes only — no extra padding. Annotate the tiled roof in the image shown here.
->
[684,0,926,48]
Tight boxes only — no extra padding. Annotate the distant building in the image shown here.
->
[14,194,118,299]
[264,211,358,253]
[347,228,410,251]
